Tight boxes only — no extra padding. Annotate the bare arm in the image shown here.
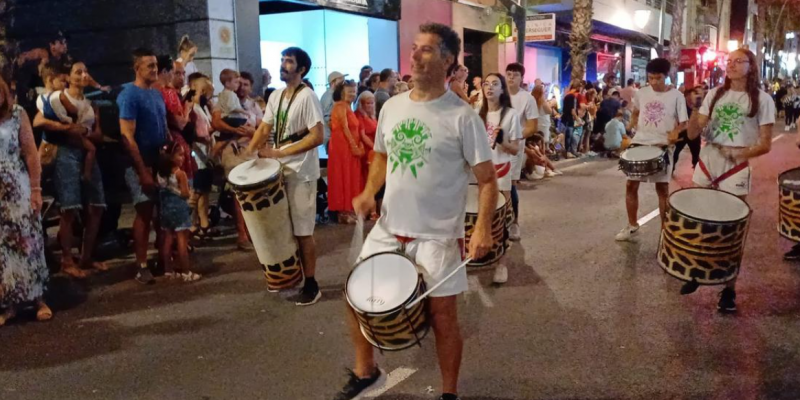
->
[469,160,499,260]
[726,125,773,162]
[18,109,43,212]
[541,100,553,115]
[277,122,324,157]
[176,170,191,199]
[687,109,709,140]
[522,118,538,139]
[668,122,688,144]
[167,100,192,132]
[352,151,388,217]
[500,138,519,155]
[33,111,86,144]
[627,109,640,132]
[120,119,149,179]
[247,121,274,153]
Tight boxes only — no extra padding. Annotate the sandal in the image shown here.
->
[62,262,90,279]
[89,261,109,272]
[180,272,202,282]
[36,303,53,322]
[0,309,16,326]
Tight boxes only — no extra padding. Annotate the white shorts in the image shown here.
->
[359,221,467,298]
[692,145,751,196]
[627,146,673,184]
[510,151,526,181]
[286,179,317,236]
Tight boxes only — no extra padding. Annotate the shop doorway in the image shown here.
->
[463,29,496,93]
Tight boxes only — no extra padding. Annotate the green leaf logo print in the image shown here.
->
[712,103,745,141]
[387,118,432,179]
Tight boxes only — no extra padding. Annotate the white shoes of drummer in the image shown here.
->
[493,264,508,284]
[615,225,640,242]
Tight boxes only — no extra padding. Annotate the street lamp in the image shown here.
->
[727,40,739,52]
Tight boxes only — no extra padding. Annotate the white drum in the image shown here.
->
[345,252,429,351]
[228,158,302,291]
[465,185,507,266]
[619,145,666,177]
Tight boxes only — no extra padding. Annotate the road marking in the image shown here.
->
[468,275,495,308]
[363,367,417,398]
[773,133,785,143]
[560,161,594,172]
[637,208,661,227]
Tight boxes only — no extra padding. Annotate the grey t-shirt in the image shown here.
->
[375,88,391,117]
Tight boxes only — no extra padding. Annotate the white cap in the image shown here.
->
[328,71,347,83]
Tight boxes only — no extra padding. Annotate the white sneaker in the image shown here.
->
[493,264,508,284]
[529,171,545,180]
[786,125,791,132]
[509,223,521,241]
[552,170,564,176]
[544,170,557,178]
[615,225,640,242]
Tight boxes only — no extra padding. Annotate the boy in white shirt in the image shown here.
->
[615,58,688,242]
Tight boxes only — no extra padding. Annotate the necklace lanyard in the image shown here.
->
[274,84,305,148]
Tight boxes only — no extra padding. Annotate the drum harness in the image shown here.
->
[697,144,749,189]
[273,84,310,149]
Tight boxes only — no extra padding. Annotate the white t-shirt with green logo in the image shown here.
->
[700,87,776,147]
[374,90,493,240]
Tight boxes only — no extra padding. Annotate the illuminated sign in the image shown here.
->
[524,13,556,42]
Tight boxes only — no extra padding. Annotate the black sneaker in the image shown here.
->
[439,395,462,400]
[784,244,800,261]
[680,280,700,295]
[135,268,155,285]
[332,368,385,400]
[292,285,321,306]
[718,288,737,313]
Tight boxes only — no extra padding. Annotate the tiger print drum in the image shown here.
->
[465,185,508,266]
[619,146,666,177]
[228,159,302,291]
[778,168,800,242]
[658,188,751,285]
[345,252,429,351]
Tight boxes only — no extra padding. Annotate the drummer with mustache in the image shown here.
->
[246,47,325,307]
[687,49,775,312]
[333,23,497,400]
[615,58,688,242]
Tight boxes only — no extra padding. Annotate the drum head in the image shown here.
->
[779,167,800,188]
[347,252,418,313]
[465,185,506,213]
[228,158,281,187]
[669,188,750,222]
[621,146,663,161]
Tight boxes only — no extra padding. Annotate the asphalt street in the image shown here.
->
[2,126,800,400]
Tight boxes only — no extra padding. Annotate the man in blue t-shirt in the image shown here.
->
[118,48,168,285]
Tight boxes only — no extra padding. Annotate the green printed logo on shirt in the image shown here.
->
[712,103,745,141]
[387,118,431,179]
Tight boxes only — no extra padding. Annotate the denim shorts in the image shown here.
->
[54,145,106,209]
[124,166,155,206]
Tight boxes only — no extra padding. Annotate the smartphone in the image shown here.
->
[494,129,505,148]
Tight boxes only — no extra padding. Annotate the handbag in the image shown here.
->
[39,141,58,167]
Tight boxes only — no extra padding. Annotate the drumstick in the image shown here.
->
[405,258,472,309]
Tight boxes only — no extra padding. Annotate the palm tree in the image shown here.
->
[668,0,685,83]
[569,0,593,83]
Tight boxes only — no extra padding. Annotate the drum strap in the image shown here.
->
[273,84,306,148]
[698,159,749,189]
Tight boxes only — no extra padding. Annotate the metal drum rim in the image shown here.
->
[345,251,425,317]
[777,167,800,189]
[228,161,284,192]
[667,188,752,225]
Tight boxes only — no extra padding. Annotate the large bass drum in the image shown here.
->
[228,158,302,291]
[464,184,507,266]
[658,188,751,285]
[778,168,800,242]
[345,252,429,351]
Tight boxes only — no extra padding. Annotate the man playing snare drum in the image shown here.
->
[334,23,497,400]
[246,47,325,306]
[615,58,688,242]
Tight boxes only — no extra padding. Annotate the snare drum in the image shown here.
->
[619,146,666,177]
[659,188,751,285]
[465,185,507,266]
[778,168,800,242]
[345,252,429,351]
[228,159,302,291]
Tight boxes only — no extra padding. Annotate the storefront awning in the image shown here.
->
[554,11,659,48]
